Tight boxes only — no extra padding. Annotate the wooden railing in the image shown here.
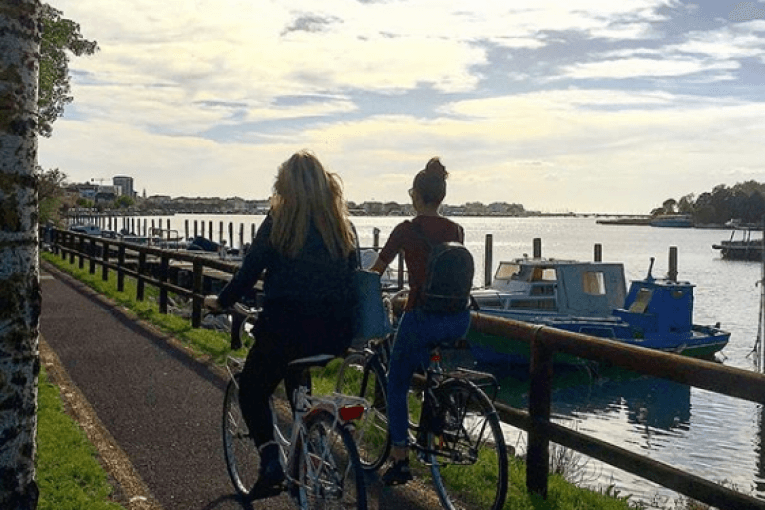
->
[44,227,765,509]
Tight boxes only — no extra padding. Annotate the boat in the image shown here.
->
[68,223,102,236]
[650,214,693,228]
[467,255,730,365]
[712,228,763,261]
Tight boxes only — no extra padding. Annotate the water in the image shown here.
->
[136,213,764,507]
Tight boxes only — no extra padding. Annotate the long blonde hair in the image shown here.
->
[270,150,355,259]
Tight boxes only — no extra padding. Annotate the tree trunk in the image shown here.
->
[0,1,42,509]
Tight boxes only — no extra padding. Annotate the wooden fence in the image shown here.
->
[44,227,765,509]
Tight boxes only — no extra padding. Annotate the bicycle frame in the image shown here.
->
[226,355,368,493]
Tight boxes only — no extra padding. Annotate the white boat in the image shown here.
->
[468,255,729,364]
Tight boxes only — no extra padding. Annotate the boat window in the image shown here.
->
[509,298,556,310]
[531,268,556,281]
[530,284,555,296]
[582,271,606,295]
[495,263,520,280]
[628,288,652,313]
[473,294,503,309]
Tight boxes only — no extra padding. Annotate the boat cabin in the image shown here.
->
[613,278,695,335]
[472,259,627,319]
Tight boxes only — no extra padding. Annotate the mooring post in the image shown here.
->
[485,234,493,287]
[373,227,380,249]
[668,246,678,282]
[533,237,542,258]
[594,243,602,262]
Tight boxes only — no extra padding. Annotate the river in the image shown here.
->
[133,213,765,507]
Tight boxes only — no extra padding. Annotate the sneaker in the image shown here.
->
[382,458,413,486]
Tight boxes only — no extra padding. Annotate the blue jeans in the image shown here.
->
[386,309,471,448]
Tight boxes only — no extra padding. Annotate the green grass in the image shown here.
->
[40,251,644,509]
[37,367,124,510]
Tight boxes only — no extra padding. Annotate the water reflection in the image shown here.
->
[491,363,691,434]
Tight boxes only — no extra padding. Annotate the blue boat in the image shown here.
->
[467,255,730,366]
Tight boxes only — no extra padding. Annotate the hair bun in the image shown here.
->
[424,157,448,179]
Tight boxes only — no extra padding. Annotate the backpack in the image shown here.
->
[411,222,474,315]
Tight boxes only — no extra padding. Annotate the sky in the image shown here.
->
[38,0,765,214]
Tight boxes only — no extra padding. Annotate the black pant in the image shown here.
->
[238,301,352,447]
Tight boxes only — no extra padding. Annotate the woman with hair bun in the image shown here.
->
[370,157,471,485]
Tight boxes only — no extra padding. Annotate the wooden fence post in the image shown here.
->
[117,245,125,292]
[192,259,203,328]
[527,328,553,498]
[159,253,169,314]
[75,235,82,267]
[89,238,96,274]
[102,241,109,281]
[137,251,146,301]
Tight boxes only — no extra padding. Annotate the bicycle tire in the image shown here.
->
[222,378,260,498]
[295,409,367,510]
[335,351,391,471]
[425,379,508,510]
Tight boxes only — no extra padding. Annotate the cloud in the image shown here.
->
[729,2,765,22]
[561,57,740,79]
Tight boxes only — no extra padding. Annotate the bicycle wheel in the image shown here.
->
[425,379,508,510]
[222,378,260,498]
[335,351,391,471]
[295,410,367,510]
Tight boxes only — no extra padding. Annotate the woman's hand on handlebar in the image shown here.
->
[204,295,222,313]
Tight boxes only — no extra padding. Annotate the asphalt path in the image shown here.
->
[40,262,439,510]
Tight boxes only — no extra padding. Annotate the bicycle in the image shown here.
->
[220,304,369,509]
[336,330,509,510]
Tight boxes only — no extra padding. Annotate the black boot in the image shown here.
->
[251,442,285,496]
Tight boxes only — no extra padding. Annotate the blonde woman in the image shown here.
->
[205,150,357,492]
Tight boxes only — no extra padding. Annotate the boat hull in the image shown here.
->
[466,318,730,366]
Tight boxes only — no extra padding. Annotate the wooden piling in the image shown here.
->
[668,246,678,281]
[485,234,493,287]
[533,238,542,258]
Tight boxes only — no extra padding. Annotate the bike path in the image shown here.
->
[40,262,439,510]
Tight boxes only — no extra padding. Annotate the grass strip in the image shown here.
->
[40,251,645,509]
[37,366,124,510]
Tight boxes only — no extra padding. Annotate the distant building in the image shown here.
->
[113,176,135,198]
